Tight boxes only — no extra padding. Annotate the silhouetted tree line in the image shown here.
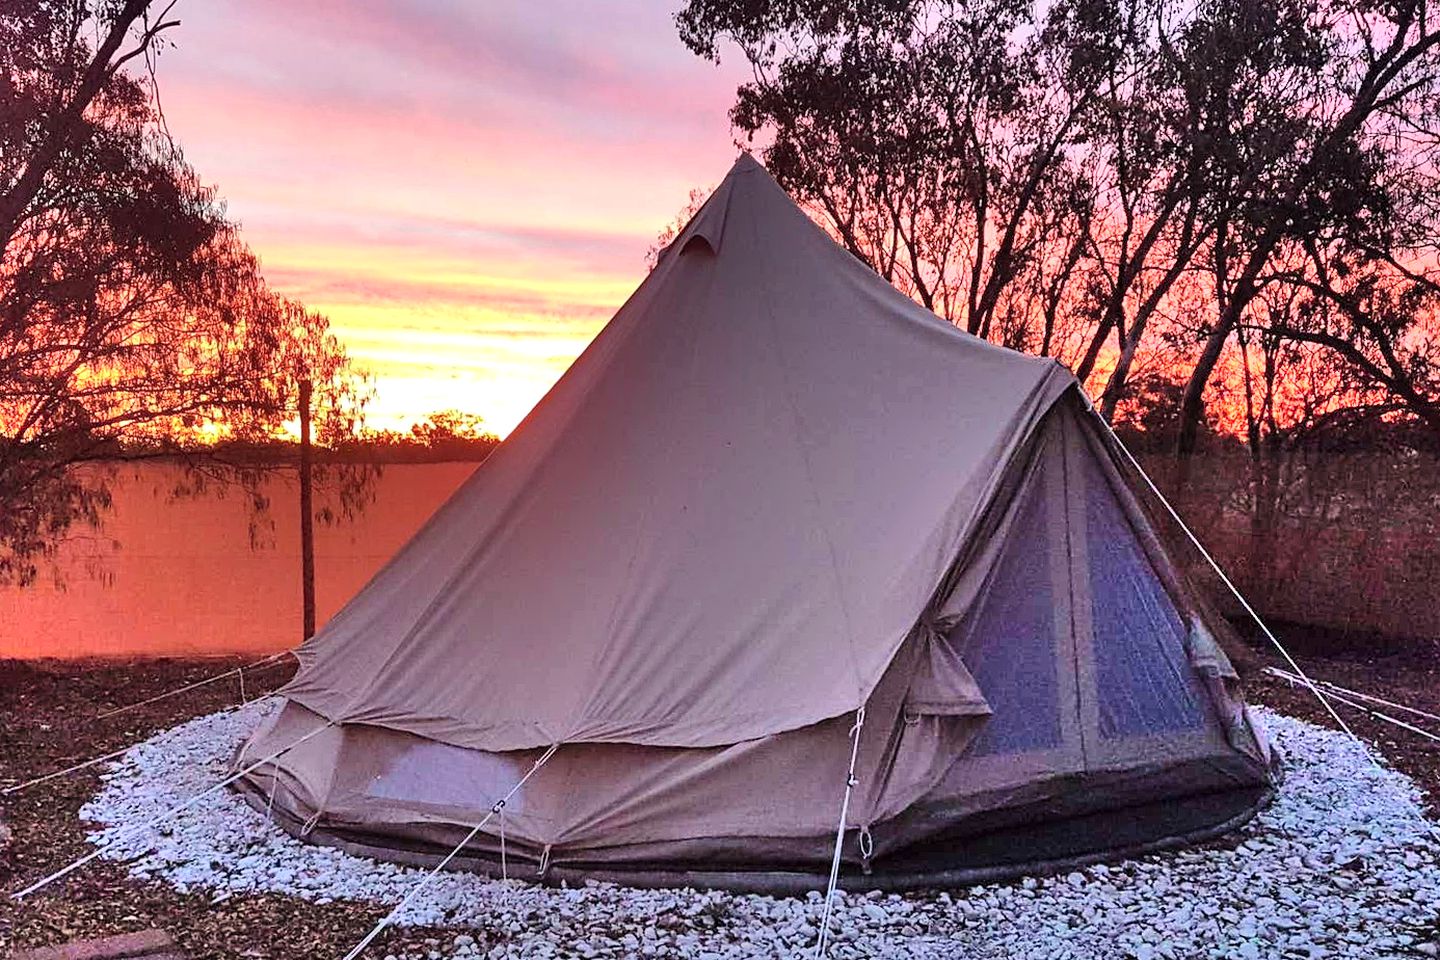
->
[0,0,372,585]
[675,0,1440,642]
[677,0,1440,462]
[301,411,499,464]
[1131,424,1440,647]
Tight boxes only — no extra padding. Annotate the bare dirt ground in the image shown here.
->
[1247,642,1440,816]
[1,643,1437,959]
[0,656,465,959]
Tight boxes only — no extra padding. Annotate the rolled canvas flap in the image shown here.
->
[1187,616,1239,680]
[1186,614,1270,762]
[904,624,993,717]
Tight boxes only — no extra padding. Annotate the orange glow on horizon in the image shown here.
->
[128,7,1365,444]
[148,2,750,439]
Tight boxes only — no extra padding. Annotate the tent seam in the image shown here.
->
[564,241,725,748]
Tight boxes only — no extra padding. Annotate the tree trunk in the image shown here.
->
[1254,443,1282,601]
[1177,254,1259,459]
[0,1,151,258]
[1073,313,1115,384]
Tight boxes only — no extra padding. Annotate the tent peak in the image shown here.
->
[729,150,765,174]
[666,153,776,261]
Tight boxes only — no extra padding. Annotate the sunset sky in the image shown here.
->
[157,1,749,435]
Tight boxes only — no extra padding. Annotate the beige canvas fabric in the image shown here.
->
[238,397,1271,881]
[241,155,1276,889]
[282,154,1073,751]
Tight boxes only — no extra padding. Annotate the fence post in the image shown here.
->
[299,379,316,641]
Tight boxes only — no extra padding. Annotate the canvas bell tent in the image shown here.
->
[235,154,1275,892]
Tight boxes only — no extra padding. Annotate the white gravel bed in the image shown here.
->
[75,702,1440,959]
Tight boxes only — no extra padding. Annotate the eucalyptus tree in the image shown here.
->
[1173,0,1440,455]
[678,0,1440,458]
[678,0,1102,356]
[0,0,371,584]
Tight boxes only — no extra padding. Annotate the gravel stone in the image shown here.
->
[76,703,1440,959]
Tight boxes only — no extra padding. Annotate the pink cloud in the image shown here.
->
[149,1,749,433]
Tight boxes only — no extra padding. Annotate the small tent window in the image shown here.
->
[678,233,717,257]
[367,740,535,814]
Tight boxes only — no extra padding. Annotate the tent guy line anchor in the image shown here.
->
[1261,668,1440,726]
[1,743,136,796]
[95,649,296,720]
[1264,667,1440,744]
[813,706,865,959]
[2,676,294,796]
[9,719,336,900]
[339,742,561,960]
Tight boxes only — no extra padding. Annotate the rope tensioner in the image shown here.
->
[813,706,866,959]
